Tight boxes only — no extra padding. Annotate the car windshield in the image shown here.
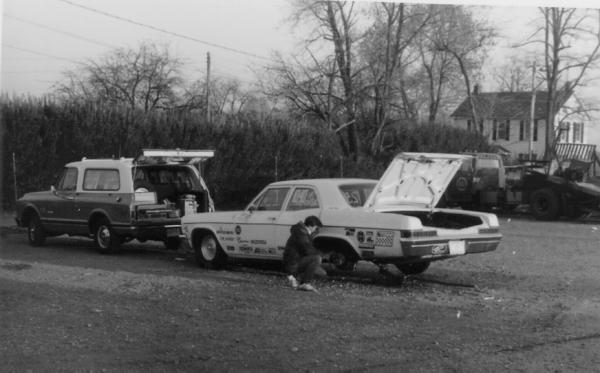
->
[339,183,376,207]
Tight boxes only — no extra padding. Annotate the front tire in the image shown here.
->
[194,233,227,269]
[93,219,121,254]
[395,261,430,275]
[27,213,46,246]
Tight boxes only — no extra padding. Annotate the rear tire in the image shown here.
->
[328,251,357,271]
[530,188,560,221]
[194,233,227,269]
[395,261,430,275]
[93,219,121,254]
[27,213,46,246]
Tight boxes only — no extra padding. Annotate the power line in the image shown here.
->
[1,43,81,64]
[4,13,118,49]
[56,0,275,63]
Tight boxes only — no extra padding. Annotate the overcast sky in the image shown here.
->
[1,0,598,94]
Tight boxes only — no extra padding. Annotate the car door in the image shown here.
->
[273,186,321,253]
[234,187,291,258]
[50,167,79,232]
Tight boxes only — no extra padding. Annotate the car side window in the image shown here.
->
[286,188,319,211]
[83,169,120,191]
[254,188,290,211]
[57,167,78,191]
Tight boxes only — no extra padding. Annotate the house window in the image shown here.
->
[467,120,472,131]
[519,120,524,141]
[533,120,538,142]
[497,120,509,141]
[492,119,497,140]
[559,122,569,143]
[573,122,583,142]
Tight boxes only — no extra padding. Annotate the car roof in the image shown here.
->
[268,178,377,187]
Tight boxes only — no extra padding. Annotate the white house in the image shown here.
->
[450,87,589,161]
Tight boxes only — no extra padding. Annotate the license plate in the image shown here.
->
[449,240,465,255]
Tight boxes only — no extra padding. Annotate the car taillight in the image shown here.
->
[400,230,438,238]
[478,227,500,234]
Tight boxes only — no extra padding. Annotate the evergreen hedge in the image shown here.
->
[1,96,491,211]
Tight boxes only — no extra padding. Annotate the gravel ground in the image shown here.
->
[1,216,600,372]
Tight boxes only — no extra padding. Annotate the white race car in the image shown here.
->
[182,153,501,275]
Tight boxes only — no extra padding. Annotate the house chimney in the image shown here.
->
[473,84,480,95]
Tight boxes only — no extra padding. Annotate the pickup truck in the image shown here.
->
[15,149,214,253]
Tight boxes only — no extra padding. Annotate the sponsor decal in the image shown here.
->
[251,239,267,245]
[240,246,253,253]
[268,248,276,254]
[222,237,235,242]
[277,246,285,251]
[235,225,242,235]
[254,247,266,254]
[357,231,365,243]
[359,244,374,249]
[431,244,449,255]
[237,237,249,244]
[226,246,235,251]
[216,229,234,235]
[375,231,394,247]
[345,228,356,236]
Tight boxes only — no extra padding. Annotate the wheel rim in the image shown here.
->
[201,236,217,261]
[97,225,111,249]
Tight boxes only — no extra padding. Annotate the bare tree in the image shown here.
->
[492,55,536,92]
[361,3,432,154]
[533,7,600,158]
[55,42,183,112]
[433,6,497,127]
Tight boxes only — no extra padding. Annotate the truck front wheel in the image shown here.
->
[530,188,560,221]
[27,213,46,246]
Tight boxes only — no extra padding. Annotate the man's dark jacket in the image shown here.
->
[283,222,319,268]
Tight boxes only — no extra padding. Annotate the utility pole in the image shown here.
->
[206,52,211,123]
[529,60,536,161]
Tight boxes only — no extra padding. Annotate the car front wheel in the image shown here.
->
[94,220,121,254]
[195,233,226,269]
[27,213,46,246]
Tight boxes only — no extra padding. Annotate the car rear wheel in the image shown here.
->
[328,251,357,271]
[27,213,46,246]
[94,219,121,254]
[395,261,430,275]
[530,188,560,221]
[195,233,226,269]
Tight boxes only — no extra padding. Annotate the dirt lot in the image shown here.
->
[1,216,600,372]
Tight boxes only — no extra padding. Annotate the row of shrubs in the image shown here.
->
[1,96,491,210]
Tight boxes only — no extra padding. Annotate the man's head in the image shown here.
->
[304,215,323,235]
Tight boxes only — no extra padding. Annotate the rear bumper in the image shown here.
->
[114,223,183,241]
[401,235,501,258]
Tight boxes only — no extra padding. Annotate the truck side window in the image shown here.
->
[57,167,78,191]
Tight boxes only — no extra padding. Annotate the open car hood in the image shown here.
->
[365,153,471,210]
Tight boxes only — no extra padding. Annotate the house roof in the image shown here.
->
[450,90,571,120]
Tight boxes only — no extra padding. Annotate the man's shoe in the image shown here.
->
[297,283,318,292]
[287,275,299,289]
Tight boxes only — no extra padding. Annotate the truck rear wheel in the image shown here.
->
[93,219,121,254]
[530,188,560,221]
